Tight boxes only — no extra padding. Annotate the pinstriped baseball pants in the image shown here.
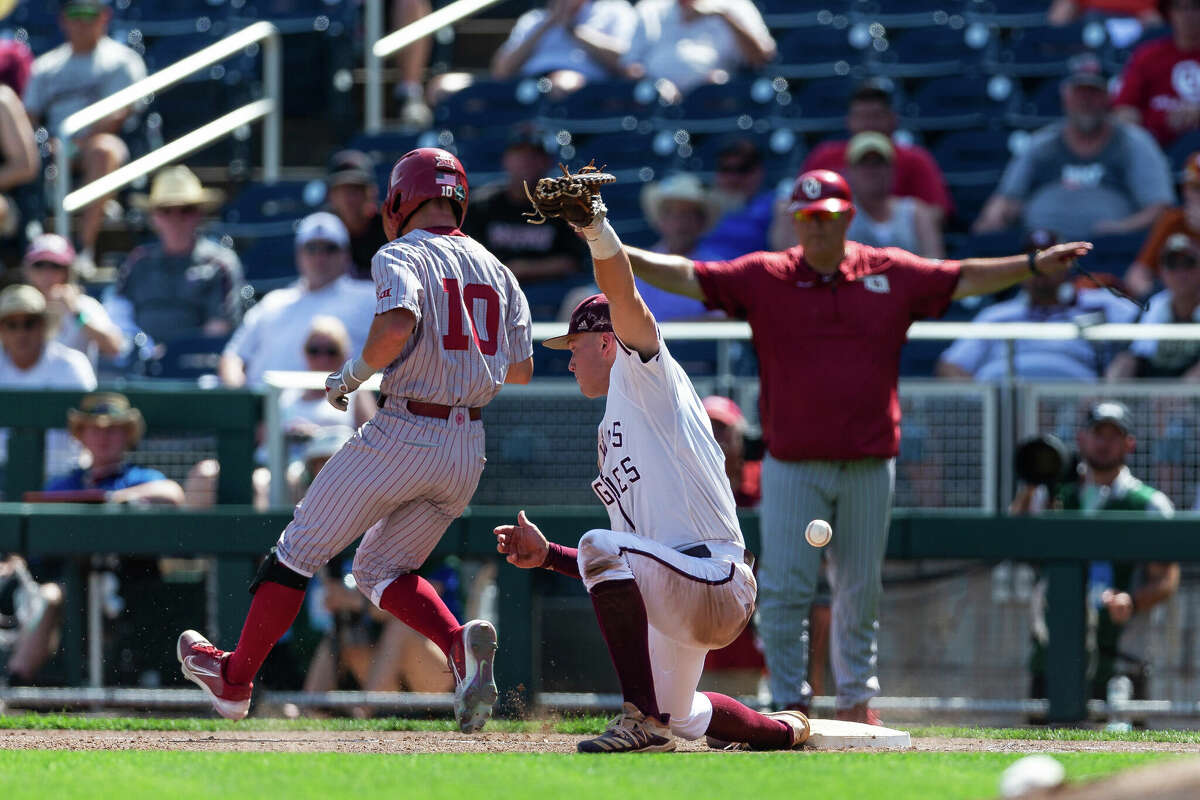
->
[756,455,895,710]
[275,406,486,605]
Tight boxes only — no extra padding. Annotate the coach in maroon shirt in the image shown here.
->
[625,169,1090,724]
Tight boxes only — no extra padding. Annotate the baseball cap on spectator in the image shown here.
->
[703,395,746,432]
[60,0,109,15]
[326,149,376,188]
[0,284,46,319]
[23,233,76,268]
[67,392,145,445]
[506,125,549,154]
[714,137,764,174]
[1086,401,1132,436]
[295,211,349,249]
[787,169,854,214]
[1161,232,1200,268]
[543,293,612,349]
[1063,53,1107,90]
[640,173,722,231]
[135,165,223,211]
[846,132,894,164]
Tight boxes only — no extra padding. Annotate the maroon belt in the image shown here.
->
[405,398,481,420]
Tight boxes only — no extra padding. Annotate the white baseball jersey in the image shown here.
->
[373,229,533,406]
[594,329,742,549]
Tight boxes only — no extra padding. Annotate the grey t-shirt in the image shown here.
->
[24,37,147,137]
[108,237,245,342]
[996,120,1174,241]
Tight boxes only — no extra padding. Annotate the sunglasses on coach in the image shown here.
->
[305,344,342,357]
[302,242,342,255]
[793,209,847,223]
[0,316,44,332]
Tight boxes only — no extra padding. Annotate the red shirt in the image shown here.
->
[802,140,954,218]
[694,243,961,461]
[1113,36,1200,146]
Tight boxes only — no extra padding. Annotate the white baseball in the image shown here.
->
[999,755,1065,798]
[805,519,832,548]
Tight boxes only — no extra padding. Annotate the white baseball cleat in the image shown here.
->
[450,619,499,733]
[176,629,252,721]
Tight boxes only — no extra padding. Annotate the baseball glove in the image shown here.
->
[523,161,616,227]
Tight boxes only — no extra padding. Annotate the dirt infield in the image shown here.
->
[1,728,1198,754]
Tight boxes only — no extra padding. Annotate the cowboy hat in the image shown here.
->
[67,392,146,446]
[132,165,224,211]
[639,173,722,232]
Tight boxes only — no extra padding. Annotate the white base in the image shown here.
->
[804,718,912,750]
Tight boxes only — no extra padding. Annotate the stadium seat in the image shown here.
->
[773,24,866,80]
[434,80,543,134]
[654,77,782,135]
[867,24,985,79]
[540,80,655,135]
[1087,231,1145,278]
[850,0,965,29]
[222,180,324,237]
[759,0,848,31]
[1167,128,1200,172]
[771,75,859,133]
[946,178,997,230]
[574,130,676,177]
[238,230,300,283]
[901,75,1017,131]
[930,129,1012,185]
[1006,77,1063,130]
[145,334,230,380]
[987,24,1106,78]
[346,130,424,169]
[125,1,229,37]
[962,0,1053,28]
[229,0,355,34]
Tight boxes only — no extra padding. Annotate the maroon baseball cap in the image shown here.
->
[703,395,746,430]
[788,169,854,214]
[23,233,76,267]
[543,293,612,350]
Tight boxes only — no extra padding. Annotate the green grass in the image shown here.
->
[4,714,1200,742]
[0,750,1180,800]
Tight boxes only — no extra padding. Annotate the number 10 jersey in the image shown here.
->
[372,228,533,407]
[593,329,743,550]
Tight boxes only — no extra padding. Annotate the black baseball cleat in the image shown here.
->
[577,703,676,753]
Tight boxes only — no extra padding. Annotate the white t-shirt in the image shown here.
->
[622,0,772,93]
[52,294,120,367]
[0,341,97,474]
[1129,289,1200,368]
[499,0,638,82]
[594,329,742,548]
[24,37,147,137]
[225,275,376,387]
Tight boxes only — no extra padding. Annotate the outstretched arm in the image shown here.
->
[954,241,1092,300]
[624,246,704,300]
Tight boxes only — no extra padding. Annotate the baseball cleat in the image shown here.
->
[577,703,676,753]
[177,629,252,721]
[450,619,499,733]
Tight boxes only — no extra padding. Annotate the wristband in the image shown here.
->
[347,356,374,383]
[1027,249,1041,276]
[76,310,90,327]
[582,219,622,261]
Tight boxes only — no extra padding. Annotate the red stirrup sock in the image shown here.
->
[378,573,461,657]
[702,692,793,750]
[590,578,662,721]
[224,581,306,685]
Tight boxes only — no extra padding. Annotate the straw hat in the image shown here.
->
[0,284,47,319]
[67,392,145,446]
[132,165,224,211]
[639,173,722,232]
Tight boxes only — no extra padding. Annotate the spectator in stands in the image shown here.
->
[801,80,954,223]
[24,0,148,273]
[633,172,720,319]
[462,129,586,283]
[219,213,375,388]
[0,81,38,249]
[391,0,435,128]
[609,0,775,102]
[695,137,774,260]
[1107,232,1200,377]
[491,0,638,95]
[1049,0,1163,25]
[1113,0,1200,147]
[42,392,184,506]
[939,231,1139,380]
[0,554,63,685]
[1126,150,1200,297]
[975,54,1175,241]
[325,150,388,281]
[104,166,242,347]
[842,132,944,259]
[703,394,759,507]
[1011,401,1178,700]
[21,234,123,365]
[0,38,32,97]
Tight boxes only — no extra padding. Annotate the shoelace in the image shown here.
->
[191,643,223,659]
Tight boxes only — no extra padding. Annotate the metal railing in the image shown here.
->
[364,0,506,133]
[55,21,282,238]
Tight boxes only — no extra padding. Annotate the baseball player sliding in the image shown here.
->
[494,165,809,753]
[177,148,534,733]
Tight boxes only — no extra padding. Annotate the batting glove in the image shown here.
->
[325,356,373,411]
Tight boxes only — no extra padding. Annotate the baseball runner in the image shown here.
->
[494,166,810,753]
[177,148,534,732]
[624,169,1092,723]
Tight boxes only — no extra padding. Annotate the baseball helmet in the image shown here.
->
[382,147,469,239]
[788,169,854,215]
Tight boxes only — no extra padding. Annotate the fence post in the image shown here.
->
[1045,561,1088,723]
[495,562,535,714]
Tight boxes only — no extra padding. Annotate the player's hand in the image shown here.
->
[1033,241,1093,276]
[494,509,550,569]
[325,357,369,411]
